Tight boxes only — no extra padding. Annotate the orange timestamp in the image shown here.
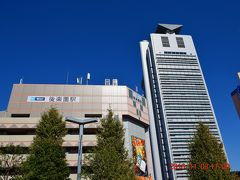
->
[170,163,230,170]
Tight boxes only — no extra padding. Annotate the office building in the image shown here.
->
[232,86,240,118]
[0,82,153,179]
[140,24,227,180]
[231,72,240,118]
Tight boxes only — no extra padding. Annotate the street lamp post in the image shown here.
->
[65,117,98,180]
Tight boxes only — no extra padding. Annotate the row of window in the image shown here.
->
[156,56,198,62]
[128,89,146,106]
[161,36,185,48]
[164,99,209,103]
[168,121,217,125]
[156,56,197,61]
[161,84,205,88]
[158,68,200,73]
[157,61,198,66]
[159,72,201,77]
[162,88,207,91]
[159,73,202,76]
[133,101,144,111]
[162,91,208,95]
[0,146,94,154]
[11,113,102,118]
[162,84,205,88]
[0,128,97,135]
[158,63,198,68]
[160,75,202,79]
[165,108,212,112]
[161,81,204,85]
[167,119,215,122]
[166,114,213,118]
[158,70,201,74]
[157,57,198,61]
[164,51,187,55]
[166,111,212,115]
[158,64,199,69]
[161,80,204,84]
[158,59,198,63]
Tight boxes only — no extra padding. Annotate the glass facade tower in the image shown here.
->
[140,24,227,180]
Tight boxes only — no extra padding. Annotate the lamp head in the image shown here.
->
[65,116,98,125]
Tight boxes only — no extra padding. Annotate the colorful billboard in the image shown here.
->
[132,136,147,176]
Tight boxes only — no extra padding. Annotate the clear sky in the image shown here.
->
[0,0,240,170]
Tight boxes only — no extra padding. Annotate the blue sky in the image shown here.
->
[0,0,240,170]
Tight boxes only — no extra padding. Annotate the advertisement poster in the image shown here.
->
[132,136,148,176]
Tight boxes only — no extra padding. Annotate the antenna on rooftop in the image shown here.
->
[136,86,138,92]
[66,72,69,84]
[86,73,90,85]
[77,76,83,85]
[19,78,23,84]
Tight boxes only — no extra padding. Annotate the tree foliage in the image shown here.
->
[82,109,136,180]
[188,122,232,180]
[0,144,24,180]
[21,108,70,180]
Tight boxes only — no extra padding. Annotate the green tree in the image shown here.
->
[22,108,70,180]
[0,144,24,180]
[82,109,136,180]
[188,122,232,180]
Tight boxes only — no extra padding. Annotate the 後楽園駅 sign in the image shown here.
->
[27,96,80,103]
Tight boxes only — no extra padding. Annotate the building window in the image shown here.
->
[133,101,136,107]
[85,114,102,118]
[69,167,78,174]
[129,89,133,99]
[11,114,30,118]
[136,109,142,117]
[142,97,146,106]
[161,36,170,47]
[136,109,141,117]
[176,37,185,48]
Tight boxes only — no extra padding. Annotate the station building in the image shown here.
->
[0,82,153,179]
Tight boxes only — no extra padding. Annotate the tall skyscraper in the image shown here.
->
[140,24,227,180]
